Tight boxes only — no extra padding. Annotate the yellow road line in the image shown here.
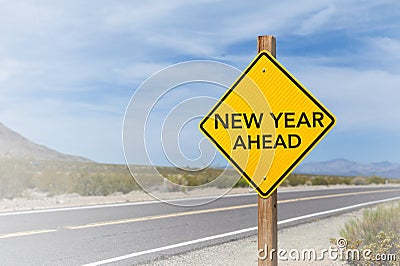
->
[278,188,400,204]
[1,188,400,238]
[64,203,256,229]
[66,188,400,230]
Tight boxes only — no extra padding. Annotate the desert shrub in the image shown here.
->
[341,204,400,243]
[341,177,353,185]
[0,159,138,198]
[157,167,226,187]
[311,176,329,186]
[366,176,386,185]
[0,160,33,198]
[285,174,308,186]
[352,176,367,185]
[71,173,136,196]
[326,175,342,185]
[0,174,31,199]
[0,159,398,199]
[334,203,400,265]
[234,177,249,188]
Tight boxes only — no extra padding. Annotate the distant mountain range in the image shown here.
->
[296,158,400,179]
[1,122,399,178]
[0,122,91,162]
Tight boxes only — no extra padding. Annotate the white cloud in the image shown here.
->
[0,0,399,163]
[366,37,400,68]
[289,65,400,133]
[298,5,335,35]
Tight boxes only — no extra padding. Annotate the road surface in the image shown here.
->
[0,186,399,265]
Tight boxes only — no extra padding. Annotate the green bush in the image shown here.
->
[0,159,398,199]
[352,176,367,185]
[326,176,342,185]
[366,176,386,185]
[285,174,308,186]
[234,177,249,188]
[335,202,400,265]
[311,176,329,186]
[342,177,353,185]
[0,159,138,198]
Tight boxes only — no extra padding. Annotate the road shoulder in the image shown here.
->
[141,207,375,266]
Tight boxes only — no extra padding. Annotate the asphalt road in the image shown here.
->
[0,186,399,265]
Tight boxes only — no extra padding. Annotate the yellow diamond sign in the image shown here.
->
[199,51,336,198]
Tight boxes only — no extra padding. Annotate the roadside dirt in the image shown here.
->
[0,184,396,213]
[141,208,368,266]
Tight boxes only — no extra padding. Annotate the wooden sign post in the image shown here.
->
[199,34,335,266]
[257,35,277,266]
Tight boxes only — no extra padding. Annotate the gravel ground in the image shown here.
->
[141,209,365,266]
[0,187,249,212]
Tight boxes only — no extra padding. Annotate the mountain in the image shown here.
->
[296,158,400,179]
[0,122,91,162]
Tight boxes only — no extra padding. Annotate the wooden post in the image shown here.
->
[257,35,277,266]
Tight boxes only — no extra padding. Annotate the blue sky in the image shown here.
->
[0,1,399,165]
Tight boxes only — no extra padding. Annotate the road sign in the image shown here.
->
[199,50,335,198]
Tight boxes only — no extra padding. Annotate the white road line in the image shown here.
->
[277,185,400,194]
[277,195,400,224]
[3,188,395,237]
[83,195,400,266]
[82,227,258,266]
[0,192,256,217]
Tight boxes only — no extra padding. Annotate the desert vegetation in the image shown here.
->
[0,159,137,199]
[0,159,398,199]
[333,202,400,265]
[281,174,393,187]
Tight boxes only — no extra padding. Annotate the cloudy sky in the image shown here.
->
[0,0,399,165]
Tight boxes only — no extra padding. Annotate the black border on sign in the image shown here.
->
[199,51,336,198]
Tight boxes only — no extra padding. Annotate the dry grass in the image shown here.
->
[0,159,137,198]
[334,202,400,265]
[0,159,398,199]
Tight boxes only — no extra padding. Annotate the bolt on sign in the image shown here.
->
[199,51,335,198]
